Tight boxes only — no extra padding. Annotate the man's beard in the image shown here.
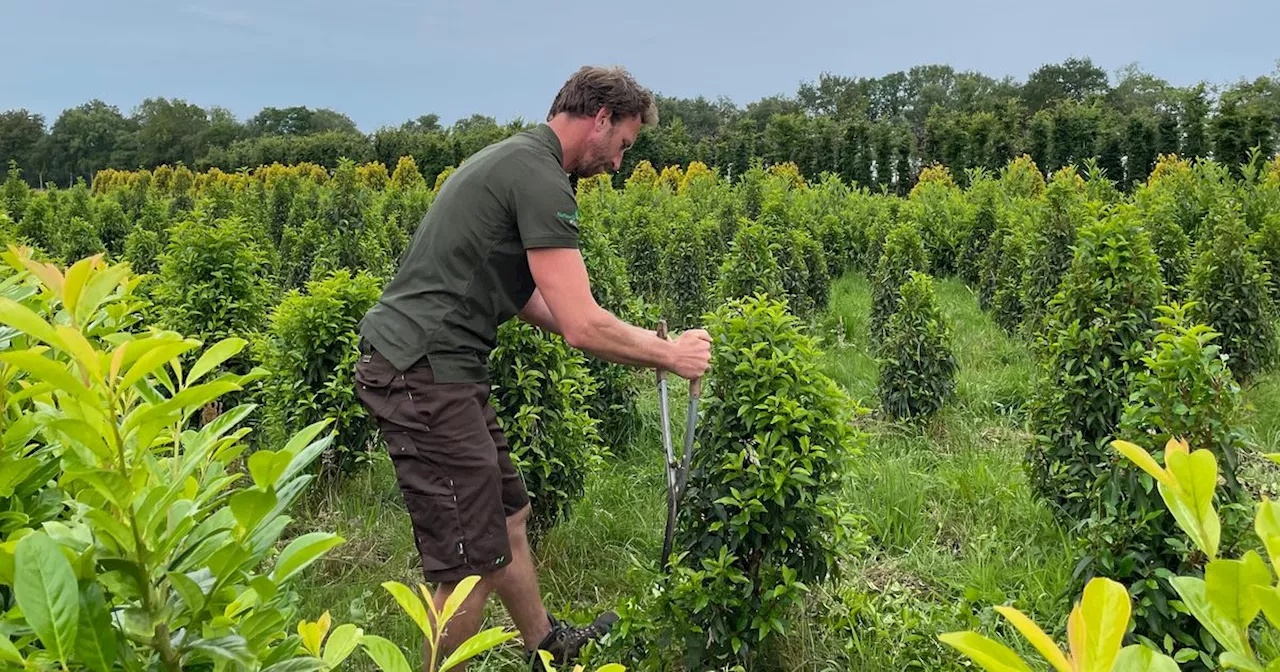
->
[572,133,613,178]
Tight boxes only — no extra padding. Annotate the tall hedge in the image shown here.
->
[870,222,928,345]
[1187,199,1276,381]
[645,294,862,669]
[1025,207,1164,521]
[876,271,957,422]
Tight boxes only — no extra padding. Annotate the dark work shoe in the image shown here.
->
[528,611,619,670]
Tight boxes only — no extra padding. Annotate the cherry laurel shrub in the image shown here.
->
[876,271,957,422]
[869,221,928,346]
[636,294,865,669]
[1025,207,1164,523]
[487,320,603,542]
[256,268,383,476]
[0,248,346,670]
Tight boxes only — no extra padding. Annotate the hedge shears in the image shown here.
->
[656,319,700,572]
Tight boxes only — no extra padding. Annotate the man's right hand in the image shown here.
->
[668,329,712,380]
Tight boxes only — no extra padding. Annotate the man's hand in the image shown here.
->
[526,247,711,379]
[667,329,712,379]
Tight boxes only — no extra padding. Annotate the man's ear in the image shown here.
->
[595,106,612,130]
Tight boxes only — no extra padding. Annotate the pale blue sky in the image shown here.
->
[2,0,1277,131]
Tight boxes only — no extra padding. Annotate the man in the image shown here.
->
[353,65,712,669]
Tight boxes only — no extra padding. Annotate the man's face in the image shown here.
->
[574,110,640,178]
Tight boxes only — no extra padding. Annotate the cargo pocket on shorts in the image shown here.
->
[382,431,468,576]
[402,486,469,575]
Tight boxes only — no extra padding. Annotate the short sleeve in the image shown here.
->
[510,157,581,250]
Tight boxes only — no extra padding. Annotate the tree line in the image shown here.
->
[3,57,1278,191]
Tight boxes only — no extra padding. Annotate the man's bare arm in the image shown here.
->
[517,288,562,335]
[526,247,709,378]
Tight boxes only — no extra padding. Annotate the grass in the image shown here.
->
[294,273,1280,670]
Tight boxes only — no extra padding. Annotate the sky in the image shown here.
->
[2,0,1278,132]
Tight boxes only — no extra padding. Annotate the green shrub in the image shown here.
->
[713,220,786,306]
[661,215,717,330]
[617,216,668,304]
[1061,303,1253,666]
[58,215,104,264]
[17,192,55,254]
[95,196,131,258]
[257,269,382,475]
[1025,207,1164,522]
[488,320,603,541]
[1252,212,1280,305]
[1187,199,1276,382]
[0,248,344,671]
[876,272,957,422]
[1136,186,1193,296]
[155,214,276,382]
[870,222,928,345]
[959,173,1000,287]
[1019,167,1086,337]
[1,161,29,222]
[797,227,831,315]
[640,294,863,669]
[578,216,644,449]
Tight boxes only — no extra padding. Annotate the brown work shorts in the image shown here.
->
[353,343,530,584]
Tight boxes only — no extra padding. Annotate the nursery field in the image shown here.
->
[4,149,1280,671]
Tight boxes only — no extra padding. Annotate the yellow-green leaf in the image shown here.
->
[1255,499,1280,571]
[271,533,343,584]
[441,575,482,628]
[13,532,79,666]
[298,611,331,657]
[938,631,1033,671]
[993,606,1070,672]
[322,624,363,668]
[360,634,411,672]
[1161,448,1221,559]
[61,255,100,323]
[440,627,517,672]
[0,297,64,350]
[1171,575,1250,657]
[1112,440,1173,486]
[187,337,247,386]
[1071,577,1130,671]
[1206,551,1272,636]
[382,581,431,637]
[54,325,102,383]
[1113,644,1181,671]
[0,350,92,400]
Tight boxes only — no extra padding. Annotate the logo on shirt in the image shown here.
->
[555,209,579,226]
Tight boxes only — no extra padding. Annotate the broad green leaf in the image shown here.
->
[75,585,117,672]
[1163,448,1221,559]
[19,254,64,295]
[13,532,79,664]
[230,489,278,534]
[382,581,431,636]
[224,586,259,619]
[1070,576,1130,671]
[1255,499,1280,570]
[1220,651,1266,672]
[52,420,115,464]
[248,450,290,489]
[361,634,412,672]
[119,338,199,391]
[0,636,22,664]
[54,325,102,382]
[0,350,92,400]
[261,659,330,672]
[271,532,344,584]
[938,631,1033,671]
[993,606,1070,672]
[0,296,64,350]
[1171,576,1250,656]
[1112,440,1173,486]
[441,575,482,628]
[188,635,256,667]
[168,570,206,612]
[1206,552,1272,634]
[61,254,99,322]
[187,337,247,386]
[440,627,518,671]
[74,260,130,327]
[1113,644,1182,671]
[322,624,364,668]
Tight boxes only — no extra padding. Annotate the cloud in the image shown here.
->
[186,5,251,26]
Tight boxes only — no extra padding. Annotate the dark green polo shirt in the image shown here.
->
[359,123,580,382]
